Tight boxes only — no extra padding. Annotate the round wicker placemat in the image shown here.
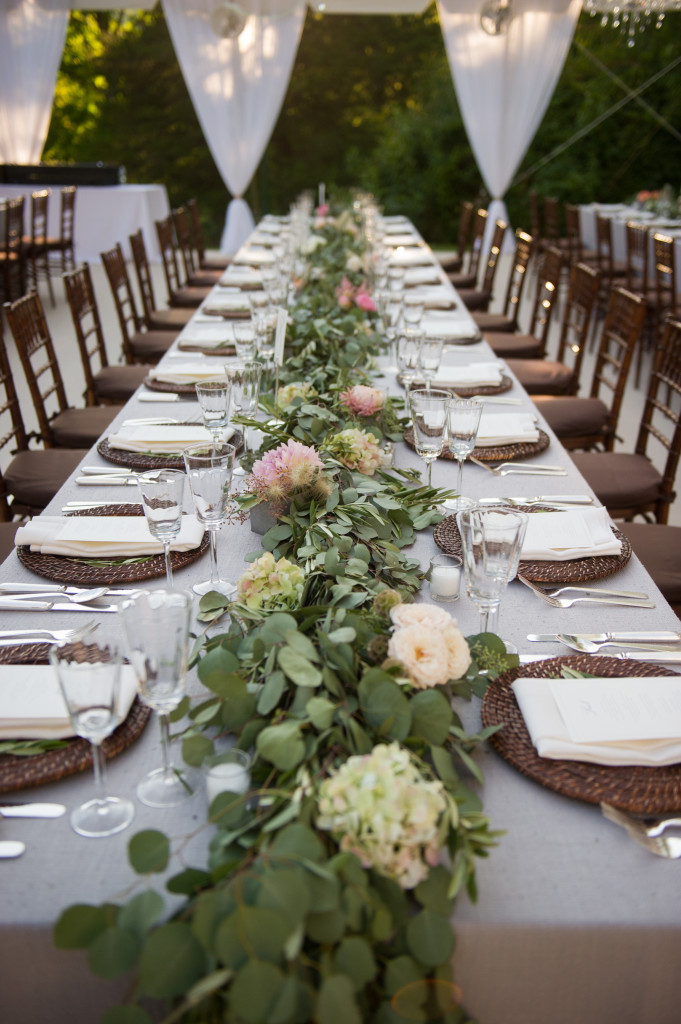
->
[481,655,681,814]
[97,429,244,471]
[433,507,631,584]
[401,373,512,396]
[178,342,237,357]
[0,643,151,793]
[143,377,200,395]
[404,426,550,463]
[16,503,210,585]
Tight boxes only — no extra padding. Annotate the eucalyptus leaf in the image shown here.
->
[53,904,112,949]
[230,960,286,1024]
[257,720,306,771]
[117,891,165,938]
[138,923,207,999]
[317,974,362,1024]
[333,936,377,990]
[101,1007,153,1024]
[88,926,140,978]
[277,645,322,687]
[406,909,455,969]
[128,831,170,876]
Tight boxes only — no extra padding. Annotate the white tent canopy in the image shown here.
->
[0,0,582,252]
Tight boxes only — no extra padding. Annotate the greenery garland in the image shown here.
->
[54,204,519,1024]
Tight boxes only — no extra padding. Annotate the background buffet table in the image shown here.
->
[1,220,680,1024]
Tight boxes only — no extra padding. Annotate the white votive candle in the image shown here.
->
[429,554,462,602]
[205,751,251,805]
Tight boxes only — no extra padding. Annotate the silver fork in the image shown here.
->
[601,803,681,858]
[470,456,567,476]
[0,621,98,643]
[519,576,649,601]
[517,576,654,608]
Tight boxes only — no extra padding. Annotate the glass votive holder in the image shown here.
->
[428,553,462,603]
[204,748,251,807]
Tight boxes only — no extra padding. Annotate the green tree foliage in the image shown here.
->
[42,4,681,247]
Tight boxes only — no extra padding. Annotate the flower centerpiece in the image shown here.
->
[233,551,306,618]
[339,383,386,417]
[386,603,472,689]
[316,740,453,889]
[324,426,382,475]
[240,438,333,532]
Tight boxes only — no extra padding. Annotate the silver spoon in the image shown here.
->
[555,634,681,654]
[10,587,109,605]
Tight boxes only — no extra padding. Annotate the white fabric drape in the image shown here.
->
[162,0,306,254]
[0,0,69,164]
[437,0,581,249]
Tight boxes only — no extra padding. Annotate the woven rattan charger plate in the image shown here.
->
[481,655,681,814]
[17,503,210,585]
[404,426,551,464]
[433,506,631,584]
[96,429,244,471]
[0,643,151,794]
[401,372,512,396]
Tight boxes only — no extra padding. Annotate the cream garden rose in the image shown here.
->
[387,604,471,687]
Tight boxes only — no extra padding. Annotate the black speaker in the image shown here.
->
[0,163,124,186]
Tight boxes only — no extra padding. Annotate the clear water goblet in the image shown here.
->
[397,327,423,385]
[403,293,425,327]
[120,589,198,808]
[409,388,450,487]
[456,506,528,644]
[443,398,483,512]
[136,468,185,587]
[183,441,236,597]
[233,320,257,362]
[195,379,231,441]
[387,265,406,293]
[418,335,444,391]
[50,627,135,837]
[224,362,263,476]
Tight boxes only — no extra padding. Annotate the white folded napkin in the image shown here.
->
[409,285,456,309]
[219,268,263,288]
[150,363,228,385]
[388,247,434,267]
[15,514,205,557]
[512,676,681,766]
[422,314,480,340]
[384,233,419,247]
[520,506,621,560]
[178,323,235,350]
[233,248,275,266]
[0,665,140,741]
[475,411,539,446]
[404,267,442,285]
[433,362,503,388]
[200,296,251,316]
[107,423,221,454]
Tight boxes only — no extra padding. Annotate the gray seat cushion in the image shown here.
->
[4,448,88,510]
[129,330,177,363]
[486,333,543,359]
[49,406,122,448]
[532,396,609,439]
[474,311,515,333]
[571,452,663,511]
[507,359,575,395]
[94,365,152,402]
[148,307,193,331]
[617,522,681,611]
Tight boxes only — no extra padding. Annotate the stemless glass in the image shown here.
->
[417,335,444,391]
[409,388,450,487]
[403,293,425,327]
[183,441,236,597]
[224,362,262,476]
[50,627,135,837]
[137,468,185,587]
[120,589,197,808]
[444,398,483,512]
[457,506,527,643]
[195,379,232,441]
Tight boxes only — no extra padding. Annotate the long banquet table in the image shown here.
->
[1,219,680,1024]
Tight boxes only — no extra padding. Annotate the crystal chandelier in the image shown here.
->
[583,0,681,45]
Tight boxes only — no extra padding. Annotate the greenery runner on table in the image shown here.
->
[54,199,518,1024]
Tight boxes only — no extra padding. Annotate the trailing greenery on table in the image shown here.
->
[54,203,517,1024]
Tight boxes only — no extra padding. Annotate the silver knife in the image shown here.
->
[479,495,594,506]
[0,584,138,596]
[76,476,139,486]
[0,803,65,818]
[0,841,25,859]
[528,632,681,643]
[0,599,118,613]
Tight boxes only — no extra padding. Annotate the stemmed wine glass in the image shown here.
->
[50,627,135,837]
[183,440,236,597]
[456,506,528,645]
[120,589,197,808]
[224,362,262,476]
[417,335,444,391]
[378,291,402,372]
[402,293,425,328]
[396,327,423,386]
[233,321,257,362]
[443,398,483,512]
[409,388,450,487]
[136,468,185,587]
[195,379,232,442]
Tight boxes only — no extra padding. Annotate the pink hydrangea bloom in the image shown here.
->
[340,384,386,417]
